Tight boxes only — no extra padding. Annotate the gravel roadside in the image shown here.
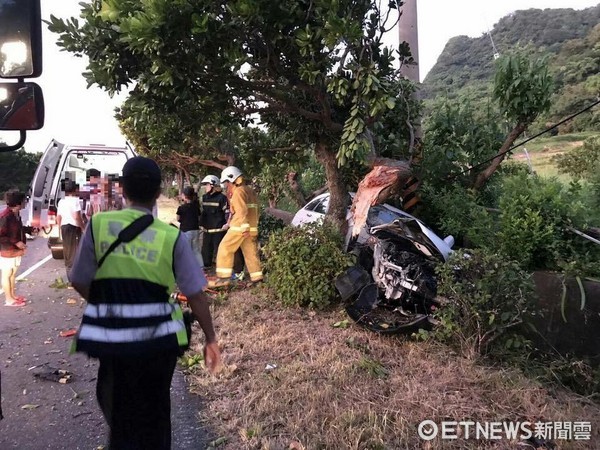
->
[0,236,214,449]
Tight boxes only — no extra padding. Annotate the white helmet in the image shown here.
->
[201,175,220,186]
[220,166,243,183]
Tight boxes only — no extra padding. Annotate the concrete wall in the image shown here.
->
[529,271,600,366]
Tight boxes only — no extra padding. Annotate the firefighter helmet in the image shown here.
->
[200,175,220,186]
[220,166,243,183]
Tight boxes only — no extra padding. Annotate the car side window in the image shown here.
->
[304,198,322,212]
[314,197,328,214]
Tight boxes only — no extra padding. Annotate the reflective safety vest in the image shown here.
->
[74,209,188,357]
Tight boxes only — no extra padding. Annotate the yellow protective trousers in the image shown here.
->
[215,231,263,282]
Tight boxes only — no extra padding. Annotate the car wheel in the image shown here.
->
[345,283,432,334]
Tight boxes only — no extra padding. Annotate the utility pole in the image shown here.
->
[398,0,420,82]
[397,0,422,213]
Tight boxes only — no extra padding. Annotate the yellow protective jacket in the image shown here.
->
[229,184,259,236]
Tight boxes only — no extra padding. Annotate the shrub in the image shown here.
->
[166,186,179,199]
[420,249,536,360]
[258,211,286,245]
[262,223,354,309]
[553,135,600,180]
[419,184,496,249]
[497,173,599,274]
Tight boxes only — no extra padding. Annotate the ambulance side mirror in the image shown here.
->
[0,0,43,78]
[0,0,44,152]
[0,81,44,130]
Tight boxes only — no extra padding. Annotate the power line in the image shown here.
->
[451,97,600,179]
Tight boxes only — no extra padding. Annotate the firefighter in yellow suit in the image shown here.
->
[209,166,263,288]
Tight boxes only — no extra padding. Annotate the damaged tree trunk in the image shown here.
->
[473,122,527,190]
[315,140,348,230]
[286,172,307,209]
[350,158,412,238]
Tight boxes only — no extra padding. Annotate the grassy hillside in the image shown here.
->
[421,6,600,134]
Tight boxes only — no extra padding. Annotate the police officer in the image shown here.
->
[198,175,228,269]
[209,166,263,287]
[69,156,221,449]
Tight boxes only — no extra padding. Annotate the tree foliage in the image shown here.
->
[47,0,418,224]
[473,49,553,190]
[553,136,600,180]
[421,99,504,189]
[0,149,41,194]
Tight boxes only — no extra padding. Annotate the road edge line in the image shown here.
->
[0,254,53,295]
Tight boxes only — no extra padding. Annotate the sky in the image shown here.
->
[1,0,598,154]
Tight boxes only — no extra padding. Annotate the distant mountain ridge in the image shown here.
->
[421,5,600,132]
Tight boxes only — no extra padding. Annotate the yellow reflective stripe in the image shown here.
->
[216,268,233,277]
[206,228,225,233]
[229,225,256,233]
[250,271,263,281]
[247,204,258,208]
[202,202,220,207]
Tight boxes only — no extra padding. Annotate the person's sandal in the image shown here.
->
[5,299,26,307]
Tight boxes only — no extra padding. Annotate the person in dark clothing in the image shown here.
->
[69,157,221,449]
[0,190,35,306]
[198,175,228,269]
[176,186,203,267]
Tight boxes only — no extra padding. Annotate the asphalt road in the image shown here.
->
[0,235,214,449]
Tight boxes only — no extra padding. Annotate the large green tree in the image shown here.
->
[48,0,416,225]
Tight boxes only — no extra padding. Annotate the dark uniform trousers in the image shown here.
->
[97,352,177,450]
[61,224,81,271]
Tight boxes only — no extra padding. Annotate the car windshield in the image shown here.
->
[366,205,402,228]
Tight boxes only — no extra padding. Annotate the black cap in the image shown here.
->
[122,156,161,181]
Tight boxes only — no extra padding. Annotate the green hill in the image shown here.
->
[421,5,600,133]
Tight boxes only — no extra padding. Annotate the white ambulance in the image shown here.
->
[22,139,136,258]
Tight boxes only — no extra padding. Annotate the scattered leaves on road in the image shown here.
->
[49,277,69,289]
[21,404,40,410]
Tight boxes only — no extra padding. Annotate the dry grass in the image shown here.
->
[186,291,600,450]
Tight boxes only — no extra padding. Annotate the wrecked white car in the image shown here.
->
[339,204,454,334]
[293,191,454,333]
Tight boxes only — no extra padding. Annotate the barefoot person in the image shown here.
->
[0,191,34,306]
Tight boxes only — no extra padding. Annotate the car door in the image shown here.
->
[20,139,65,228]
[292,196,327,226]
